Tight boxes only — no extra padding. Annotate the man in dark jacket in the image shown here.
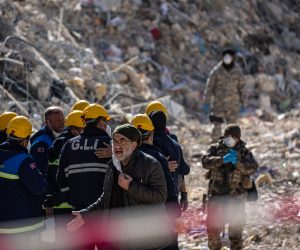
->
[149,111,190,211]
[45,110,86,213]
[131,114,178,204]
[67,124,169,250]
[57,104,112,211]
[57,104,112,250]
[202,124,258,250]
[0,116,47,250]
[131,114,180,250]
[30,106,65,176]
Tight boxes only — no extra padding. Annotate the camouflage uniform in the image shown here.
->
[202,139,258,250]
[204,63,245,141]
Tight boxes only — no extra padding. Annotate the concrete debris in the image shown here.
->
[0,1,300,248]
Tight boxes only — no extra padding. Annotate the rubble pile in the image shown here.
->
[0,0,299,249]
[1,0,300,122]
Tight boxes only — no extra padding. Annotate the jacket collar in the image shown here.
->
[0,141,28,153]
[83,124,109,137]
[140,143,162,153]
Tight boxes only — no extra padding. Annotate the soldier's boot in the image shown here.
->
[211,123,222,142]
[229,230,243,250]
[208,236,222,250]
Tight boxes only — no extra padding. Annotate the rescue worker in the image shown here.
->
[148,110,190,250]
[44,110,86,213]
[204,48,245,141]
[0,112,17,144]
[71,100,90,111]
[0,116,47,250]
[202,124,258,250]
[147,107,190,211]
[57,104,111,209]
[131,114,178,204]
[67,124,169,250]
[131,114,180,250]
[57,104,111,250]
[30,106,65,176]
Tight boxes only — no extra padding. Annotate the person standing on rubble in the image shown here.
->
[0,112,17,144]
[30,107,65,176]
[203,48,245,142]
[202,124,258,250]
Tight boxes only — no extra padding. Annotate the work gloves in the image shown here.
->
[180,192,188,212]
[203,103,210,114]
[223,149,237,165]
[43,193,62,208]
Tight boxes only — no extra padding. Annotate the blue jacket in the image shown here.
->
[0,142,47,234]
[57,125,111,210]
[47,130,73,191]
[30,126,55,176]
[139,143,178,202]
[46,130,74,210]
[153,131,190,192]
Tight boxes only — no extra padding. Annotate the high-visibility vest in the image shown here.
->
[0,153,28,180]
[0,221,44,234]
[31,134,53,147]
[0,153,44,234]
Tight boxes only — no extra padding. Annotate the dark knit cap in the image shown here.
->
[112,124,142,143]
[148,111,167,131]
[224,123,241,139]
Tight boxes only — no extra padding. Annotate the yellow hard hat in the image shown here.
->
[145,101,167,116]
[65,110,86,128]
[83,103,110,121]
[6,116,32,139]
[0,112,18,130]
[131,114,154,131]
[71,100,90,111]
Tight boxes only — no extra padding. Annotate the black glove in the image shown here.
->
[43,194,55,208]
[48,147,58,163]
[43,193,62,208]
[180,192,188,212]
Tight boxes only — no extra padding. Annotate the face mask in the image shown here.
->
[112,154,123,174]
[224,136,236,148]
[52,131,61,138]
[223,54,233,65]
[105,125,111,137]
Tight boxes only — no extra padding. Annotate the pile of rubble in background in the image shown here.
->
[0,1,300,249]
[1,0,300,126]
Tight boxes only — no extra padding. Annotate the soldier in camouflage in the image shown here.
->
[202,124,258,250]
[204,49,245,141]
